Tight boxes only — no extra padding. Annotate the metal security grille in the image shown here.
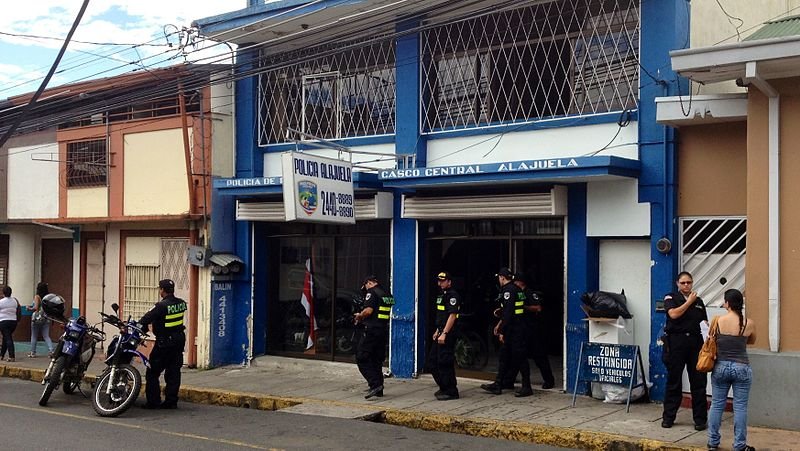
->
[421,0,640,131]
[679,217,746,308]
[161,239,190,295]
[124,265,160,320]
[0,235,8,287]
[66,139,107,187]
[258,38,396,144]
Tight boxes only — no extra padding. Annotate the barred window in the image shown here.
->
[258,39,396,145]
[66,139,107,188]
[124,264,160,320]
[421,0,640,131]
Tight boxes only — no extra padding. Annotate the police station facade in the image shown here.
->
[196,0,689,400]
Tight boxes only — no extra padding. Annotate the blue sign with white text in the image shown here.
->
[211,281,233,366]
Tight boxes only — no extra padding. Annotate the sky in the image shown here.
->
[0,0,243,101]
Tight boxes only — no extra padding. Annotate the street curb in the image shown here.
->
[1,365,702,451]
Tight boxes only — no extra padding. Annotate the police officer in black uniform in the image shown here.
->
[481,268,532,397]
[354,275,394,399]
[661,271,708,430]
[139,279,187,409]
[427,271,460,401]
[514,273,555,390]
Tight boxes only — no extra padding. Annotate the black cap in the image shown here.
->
[362,274,379,285]
[158,279,175,293]
[436,271,452,281]
[496,267,514,279]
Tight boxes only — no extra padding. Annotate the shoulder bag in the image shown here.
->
[696,316,720,373]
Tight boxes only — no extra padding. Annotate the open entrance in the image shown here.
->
[423,219,564,382]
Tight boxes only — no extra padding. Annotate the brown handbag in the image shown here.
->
[696,316,720,373]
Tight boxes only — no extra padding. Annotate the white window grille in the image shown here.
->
[680,217,746,308]
[258,38,396,145]
[421,0,640,131]
[124,265,159,320]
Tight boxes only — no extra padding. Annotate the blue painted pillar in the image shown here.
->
[638,0,690,400]
[566,183,598,394]
[390,21,425,377]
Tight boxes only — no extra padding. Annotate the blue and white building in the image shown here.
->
[194,0,689,401]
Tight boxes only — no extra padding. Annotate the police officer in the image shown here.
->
[139,279,187,409]
[661,271,708,430]
[426,271,460,401]
[481,268,532,397]
[354,275,394,399]
[514,273,555,390]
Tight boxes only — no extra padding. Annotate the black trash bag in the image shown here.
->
[580,290,633,319]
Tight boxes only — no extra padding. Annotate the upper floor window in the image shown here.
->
[421,0,640,131]
[66,139,107,188]
[258,39,396,145]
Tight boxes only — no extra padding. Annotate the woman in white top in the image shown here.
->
[0,286,21,362]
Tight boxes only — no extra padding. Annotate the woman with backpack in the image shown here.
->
[27,282,54,358]
[0,285,21,362]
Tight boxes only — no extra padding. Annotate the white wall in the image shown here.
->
[426,121,638,167]
[598,240,652,375]
[7,143,59,219]
[587,179,650,237]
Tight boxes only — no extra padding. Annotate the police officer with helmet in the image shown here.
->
[427,271,461,401]
[139,279,187,409]
[354,275,394,399]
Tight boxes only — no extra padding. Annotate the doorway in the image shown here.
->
[423,219,564,381]
[42,238,73,340]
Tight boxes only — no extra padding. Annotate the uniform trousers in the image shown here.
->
[662,333,707,425]
[356,326,387,389]
[146,336,185,407]
[496,325,531,389]
[427,331,458,396]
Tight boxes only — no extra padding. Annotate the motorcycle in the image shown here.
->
[39,315,106,406]
[91,303,150,417]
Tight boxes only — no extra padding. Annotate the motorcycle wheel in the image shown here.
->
[91,364,142,417]
[39,355,68,406]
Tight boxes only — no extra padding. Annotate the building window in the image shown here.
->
[66,139,107,188]
[421,0,640,131]
[258,38,396,145]
[123,264,160,320]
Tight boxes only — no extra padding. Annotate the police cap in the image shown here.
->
[158,279,176,293]
[436,271,452,281]
[495,267,514,279]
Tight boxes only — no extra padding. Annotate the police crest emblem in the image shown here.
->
[297,180,318,215]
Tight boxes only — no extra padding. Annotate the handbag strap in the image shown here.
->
[708,316,720,338]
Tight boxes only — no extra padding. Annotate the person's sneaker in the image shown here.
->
[365,385,384,399]
[740,446,756,451]
[27,353,36,358]
[707,445,719,451]
[694,423,707,431]
[541,381,555,389]
[514,387,533,398]
[480,383,502,395]
[661,419,673,428]
[434,389,443,397]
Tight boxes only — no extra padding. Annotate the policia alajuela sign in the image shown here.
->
[571,343,648,413]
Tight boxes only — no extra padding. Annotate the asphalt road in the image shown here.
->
[0,378,570,451]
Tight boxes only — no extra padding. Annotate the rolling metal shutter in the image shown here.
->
[402,186,567,219]
[236,192,392,221]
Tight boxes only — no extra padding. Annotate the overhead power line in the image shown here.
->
[0,0,91,149]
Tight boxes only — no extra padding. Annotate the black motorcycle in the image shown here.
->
[91,303,150,417]
[39,312,106,406]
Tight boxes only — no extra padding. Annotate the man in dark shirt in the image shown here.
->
[661,271,708,430]
[354,275,394,399]
[139,279,187,409]
[427,271,460,400]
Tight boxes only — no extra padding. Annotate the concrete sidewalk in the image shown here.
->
[1,355,797,451]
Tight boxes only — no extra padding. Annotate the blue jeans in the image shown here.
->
[708,360,752,450]
[30,321,54,355]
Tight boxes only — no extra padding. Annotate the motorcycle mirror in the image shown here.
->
[111,303,119,313]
